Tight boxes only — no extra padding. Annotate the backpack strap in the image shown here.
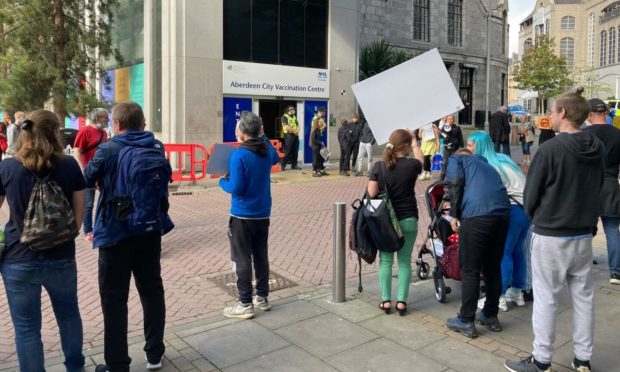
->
[358,254,363,293]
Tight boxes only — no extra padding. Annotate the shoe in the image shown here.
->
[477,296,486,310]
[504,356,550,372]
[396,301,407,316]
[475,311,502,332]
[446,315,478,338]
[95,365,109,372]
[343,171,350,176]
[146,355,164,370]
[379,300,392,314]
[499,295,509,312]
[610,273,620,285]
[571,357,591,372]
[292,165,302,170]
[83,232,94,242]
[320,170,329,176]
[253,296,271,311]
[355,171,363,177]
[505,289,526,307]
[523,290,534,302]
[418,173,426,180]
[222,302,255,319]
[280,165,286,171]
[312,172,321,177]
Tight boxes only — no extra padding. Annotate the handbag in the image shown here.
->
[361,162,404,252]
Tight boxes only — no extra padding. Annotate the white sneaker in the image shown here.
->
[145,355,164,370]
[425,172,433,180]
[253,296,272,311]
[477,296,486,310]
[505,289,526,307]
[498,295,509,312]
[418,173,425,180]
[223,302,255,319]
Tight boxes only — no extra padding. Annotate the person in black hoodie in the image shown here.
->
[338,119,354,176]
[505,87,605,372]
[439,115,464,180]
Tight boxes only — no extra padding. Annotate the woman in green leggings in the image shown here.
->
[367,129,424,315]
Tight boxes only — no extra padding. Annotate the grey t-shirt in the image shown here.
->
[6,123,20,155]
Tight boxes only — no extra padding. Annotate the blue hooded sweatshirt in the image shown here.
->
[219,135,280,218]
[84,130,174,248]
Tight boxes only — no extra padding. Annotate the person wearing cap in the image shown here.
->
[280,105,301,171]
[584,97,620,285]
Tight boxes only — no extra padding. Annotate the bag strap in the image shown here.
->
[82,132,105,154]
[358,255,363,293]
[509,195,523,207]
[379,162,391,199]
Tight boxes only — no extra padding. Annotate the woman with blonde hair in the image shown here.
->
[367,129,424,315]
[0,110,86,371]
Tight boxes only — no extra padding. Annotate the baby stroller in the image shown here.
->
[414,181,461,303]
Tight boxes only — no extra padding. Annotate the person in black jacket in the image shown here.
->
[505,87,605,372]
[489,106,511,156]
[310,107,327,177]
[439,115,464,180]
[338,119,354,176]
[348,114,361,172]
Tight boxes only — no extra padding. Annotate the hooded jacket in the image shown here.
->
[84,130,174,248]
[524,131,605,237]
[219,135,280,218]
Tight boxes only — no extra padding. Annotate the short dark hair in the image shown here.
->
[112,102,145,131]
[317,107,325,113]
[554,87,589,128]
[238,111,262,138]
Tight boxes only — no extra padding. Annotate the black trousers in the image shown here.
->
[339,144,352,172]
[458,216,509,322]
[229,217,270,304]
[310,145,324,171]
[349,141,359,171]
[282,133,299,167]
[98,233,165,371]
[439,148,457,180]
[423,155,432,172]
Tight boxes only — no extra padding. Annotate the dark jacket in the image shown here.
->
[338,123,356,148]
[446,154,511,220]
[489,111,510,143]
[349,121,361,144]
[524,132,605,236]
[310,127,324,148]
[441,124,464,151]
[359,120,376,144]
[584,124,620,217]
[84,130,174,248]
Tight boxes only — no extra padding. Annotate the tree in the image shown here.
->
[512,35,574,114]
[0,0,119,121]
[359,40,417,81]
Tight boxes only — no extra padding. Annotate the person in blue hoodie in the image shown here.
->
[84,102,174,372]
[444,148,511,339]
[220,111,280,319]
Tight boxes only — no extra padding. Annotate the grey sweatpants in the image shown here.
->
[531,233,594,364]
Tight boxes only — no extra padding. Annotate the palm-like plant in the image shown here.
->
[359,40,415,81]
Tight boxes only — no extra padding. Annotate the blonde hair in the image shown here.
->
[16,110,65,172]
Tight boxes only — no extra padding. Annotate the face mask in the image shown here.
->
[96,123,104,129]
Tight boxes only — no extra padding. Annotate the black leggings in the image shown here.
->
[312,145,324,171]
[423,155,432,172]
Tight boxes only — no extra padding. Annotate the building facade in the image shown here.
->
[102,0,508,162]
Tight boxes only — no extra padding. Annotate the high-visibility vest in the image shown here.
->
[282,114,298,134]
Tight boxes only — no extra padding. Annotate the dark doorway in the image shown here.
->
[258,100,296,140]
[458,67,474,125]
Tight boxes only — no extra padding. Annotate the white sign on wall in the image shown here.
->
[223,60,330,98]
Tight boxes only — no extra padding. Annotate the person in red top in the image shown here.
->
[73,108,109,242]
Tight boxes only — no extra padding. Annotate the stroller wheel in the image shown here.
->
[434,277,447,303]
[417,262,430,280]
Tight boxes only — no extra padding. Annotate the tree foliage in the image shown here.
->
[0,0,119,121]
[359,40,417,81]
[512,35,574,114]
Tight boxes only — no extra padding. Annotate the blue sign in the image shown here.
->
[304,100,328,164]
[223,97,252,142]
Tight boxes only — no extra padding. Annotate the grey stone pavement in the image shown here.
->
[1,141,620,371]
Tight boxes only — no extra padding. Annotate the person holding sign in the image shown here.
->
[537,110,555,145]
[280,106,301,171]
[439,115,464,180]
[417,123,440,180]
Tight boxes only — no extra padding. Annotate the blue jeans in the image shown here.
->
[83,188,96,233]
[602,216,620,275]
[520,141,532,155]
[501,205,530,293]
[1,259,85,372]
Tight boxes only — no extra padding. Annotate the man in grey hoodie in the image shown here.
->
[505,88,605,372]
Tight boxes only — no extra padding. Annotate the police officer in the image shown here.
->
[281,105,301,171]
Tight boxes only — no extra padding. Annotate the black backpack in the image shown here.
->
[348,198,378,292]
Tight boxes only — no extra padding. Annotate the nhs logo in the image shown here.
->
[317,71,328,81]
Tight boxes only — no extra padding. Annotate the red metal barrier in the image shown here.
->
[207,140,284,178]
[164,144,207,182]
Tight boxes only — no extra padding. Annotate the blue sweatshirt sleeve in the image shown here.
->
[219,151,246,196]
[83,147,107,188]
[446,156,465,219]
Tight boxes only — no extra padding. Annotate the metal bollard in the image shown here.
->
[332,202,346,303]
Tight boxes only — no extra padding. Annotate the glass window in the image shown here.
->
[601,30,608,66]
[223,0,328,68]
[588,13,595,67]
[545,18,550,35]
[413,0,430,42]
[106,0,145,69]
[561,16,576,30]
[610,27,616,64]
[524,38,533,51]
[560,37,575,68]
[448,0,462,46]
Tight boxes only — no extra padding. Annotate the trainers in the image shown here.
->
[505,289,526,307]
[95,365,109,372]
[253,296,272,311]
[291,165,302,170]
[504,356,550,372]
[320,170,329,176]
[499,295,509,312]
[571,357,591,372]
[475,311,502,332]
[146,355,164,370]
[610,273,620,285]
[83,232,94,242]
[424,172,433,180]
[355,171,363,177]
[446,315,478,338]
[312,172,321,177]
[223,302,254,319]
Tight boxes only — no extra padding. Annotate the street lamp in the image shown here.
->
[484,0,492,133]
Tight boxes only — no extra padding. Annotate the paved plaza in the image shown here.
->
[0,151,619,371]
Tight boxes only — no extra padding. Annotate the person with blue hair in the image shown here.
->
[467,131,530,313]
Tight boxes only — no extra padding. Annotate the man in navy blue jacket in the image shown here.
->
[220,111,280,319]
[444,149,511,338]
[85,102,173,372]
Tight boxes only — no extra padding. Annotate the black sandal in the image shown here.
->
[379,301,392,314]
[396,301,407,316]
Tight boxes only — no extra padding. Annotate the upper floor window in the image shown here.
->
[448,0,462,46]
[223,0,328,68]
[560,37,575,68]
[601,30,608,66]
[524,38,533,51]
[545,19,550,35]
[561,16,575,30]
[413,0,430,42]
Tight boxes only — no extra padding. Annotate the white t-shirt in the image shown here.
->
[500,164,525,205]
